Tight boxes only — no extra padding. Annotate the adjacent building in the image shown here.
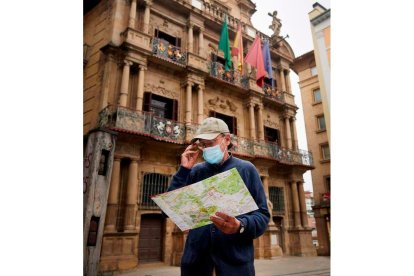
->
[83,0,316,274]
[292,1,330,257]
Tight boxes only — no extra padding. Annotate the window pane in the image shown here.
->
[313,89,321,102]
[322,144,330,160]
[311,66,318,76]
[317,115,326,130]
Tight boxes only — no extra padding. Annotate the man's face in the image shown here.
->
[196,134,224,151]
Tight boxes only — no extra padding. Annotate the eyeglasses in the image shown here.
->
[195,135,223,150]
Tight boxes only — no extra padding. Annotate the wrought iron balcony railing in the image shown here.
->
[151,37,187,65]
[98,105,186,144]
[263,83,284,103]
[98,106,313,166]
[207,61,249,89]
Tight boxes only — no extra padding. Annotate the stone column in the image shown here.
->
[286,70,292,93]
[248,103,256,140]
[143,0,152,34]
[291,117,298,150]
[280,69,286,92]
[262,175,269,199]
[118,60,133,107]
[185,81,193,125]
[197,85,204,124]
[198,27,204,57]
[125,159,139,230]
[128,0,137,28]
[297,181,309,228]
[257,103,264,140]
[284,116,292,149]
[136,65,146,112]
[99,53,115,110]
[105,157,121,231]
[290,181,302,229]
[188,23,193,53]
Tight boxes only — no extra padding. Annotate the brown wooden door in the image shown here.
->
[138,214,163,263]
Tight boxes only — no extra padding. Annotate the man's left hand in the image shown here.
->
[210,212,241,234]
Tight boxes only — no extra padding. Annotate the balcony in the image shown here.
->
[98,105,186,144]
[263,83,285,104]
[207,61,249,89]
[98,105,313,166]
[151,37,187,66]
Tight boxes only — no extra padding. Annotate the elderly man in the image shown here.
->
[167,117,270,276]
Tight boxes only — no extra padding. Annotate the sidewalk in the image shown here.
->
[118,256,330,276]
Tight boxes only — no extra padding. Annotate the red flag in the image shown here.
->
[244,35,266,87]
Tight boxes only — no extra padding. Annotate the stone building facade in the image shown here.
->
[293,50,330,256]
[83,0,316,273]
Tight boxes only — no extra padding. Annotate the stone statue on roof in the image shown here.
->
[268,11,282,37]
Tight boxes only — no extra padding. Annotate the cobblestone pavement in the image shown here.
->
[117,256,330,276]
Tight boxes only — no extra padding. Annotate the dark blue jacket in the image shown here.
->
[167,154,270,268]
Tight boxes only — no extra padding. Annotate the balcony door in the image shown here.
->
[209,111,237,135]
[143,92,178,120]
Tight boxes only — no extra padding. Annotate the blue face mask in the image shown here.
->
[203,143,224,164]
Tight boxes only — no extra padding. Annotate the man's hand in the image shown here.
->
[181,143,200,169]
[210,212,241,234]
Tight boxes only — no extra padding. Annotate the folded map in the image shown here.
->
[151,168,258,231]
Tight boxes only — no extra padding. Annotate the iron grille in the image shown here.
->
[269,187,285,212]
[140,173,171,209]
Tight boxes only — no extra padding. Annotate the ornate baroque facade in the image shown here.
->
[83,0,316,274]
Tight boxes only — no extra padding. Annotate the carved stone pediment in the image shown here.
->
[144,83,179,99]
[207,96,238,112]
[264,114,279,129]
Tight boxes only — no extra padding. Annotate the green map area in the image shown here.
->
[152,168,259,231]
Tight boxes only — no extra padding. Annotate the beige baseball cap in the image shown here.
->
[191,117,233,148]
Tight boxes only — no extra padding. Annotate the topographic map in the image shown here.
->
[152,168,258,231]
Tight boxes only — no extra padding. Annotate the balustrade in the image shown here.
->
[151,37,187,65]
[97,106,313,166]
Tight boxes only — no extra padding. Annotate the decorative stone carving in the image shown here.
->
[144,83,179,99]
[264,114,279,128]
[207,96,238,112]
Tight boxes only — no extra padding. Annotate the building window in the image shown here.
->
[269,187,285,212]
[143,92,178,120]
[316,115,326,131]
[209,111,237,135]
[324,175,331,192]
[116,158,130,232]
[313,89,321,103]
[98,149,110,176]
[141,173,171,209]
[87,216,100,246]
[264,127,280,145]
[311,66,318,76]
[154,29,181,47]
[321,144,330,160]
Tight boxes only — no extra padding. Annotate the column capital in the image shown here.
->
[114,155,122,161]
[256,103,264,110]
[187,22,195,29]
[124,59,133,66]
[246,102,255,109]
[138,64,147,70]
[144,0,153,7]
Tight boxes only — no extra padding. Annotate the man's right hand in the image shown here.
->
[181,143,200,169]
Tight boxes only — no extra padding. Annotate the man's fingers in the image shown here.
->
[215,212,232,222]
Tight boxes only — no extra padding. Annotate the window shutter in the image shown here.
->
[172,99,178,121]
[154,29,159,38]
[177,37,181,47]
[232,117,237,135]
[143,92,152,112]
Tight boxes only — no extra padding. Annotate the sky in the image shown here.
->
[251,0,331,192]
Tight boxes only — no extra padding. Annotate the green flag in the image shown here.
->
[218,15,232,71]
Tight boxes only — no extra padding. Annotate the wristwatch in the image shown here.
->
[238,219,245,234]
